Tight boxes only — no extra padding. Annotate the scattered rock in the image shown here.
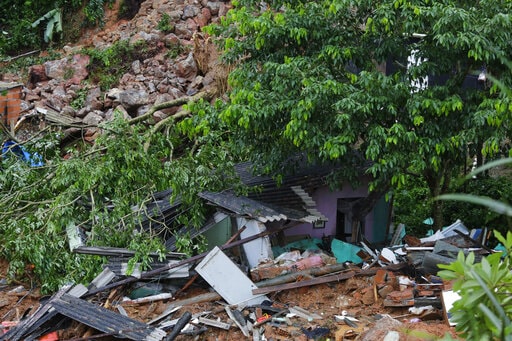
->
[3,0,232,144]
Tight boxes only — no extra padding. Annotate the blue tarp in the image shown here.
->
[1,140,44,167]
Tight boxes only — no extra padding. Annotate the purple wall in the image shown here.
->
[284,177,376,240]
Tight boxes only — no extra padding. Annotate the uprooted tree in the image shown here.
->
[0,83,241,292]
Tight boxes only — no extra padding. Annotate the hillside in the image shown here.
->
[2,0,229,146]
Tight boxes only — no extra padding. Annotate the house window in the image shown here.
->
[313,220,326,229]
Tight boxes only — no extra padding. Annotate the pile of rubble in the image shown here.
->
[1,219,495,340]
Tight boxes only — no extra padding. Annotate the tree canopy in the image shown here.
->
[2,0,512,292]
[204,0,512,228]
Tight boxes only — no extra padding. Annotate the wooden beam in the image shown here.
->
[253,271,357,295]
[252,263,407,295]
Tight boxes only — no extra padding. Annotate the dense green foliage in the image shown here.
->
[392,175,432,236]
[394,174,512,238]
[0,0,113,56]
[443,176,512,236]
[439,231,512,340]
[204,0,512,229]
[0,109,239,292]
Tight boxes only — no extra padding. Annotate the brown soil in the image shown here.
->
[0,258,461,340]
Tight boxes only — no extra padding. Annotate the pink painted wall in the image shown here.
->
[284,177,376,240]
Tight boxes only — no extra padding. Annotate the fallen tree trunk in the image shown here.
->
[129,88,216,125]
[254,263,348,287]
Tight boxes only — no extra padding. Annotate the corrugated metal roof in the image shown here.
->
[52,294,166,340]
[134,161,333,242]
[199,190,317,223]
[235,161,330,220]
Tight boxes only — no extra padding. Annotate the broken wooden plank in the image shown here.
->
[254,263,347,287]
[253,271,356,295]
[252,263,408,295]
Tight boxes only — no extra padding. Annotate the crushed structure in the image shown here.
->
[0,216,496,340]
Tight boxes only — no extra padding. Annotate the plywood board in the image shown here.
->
[441,289,461,326]
[196,246,268,306]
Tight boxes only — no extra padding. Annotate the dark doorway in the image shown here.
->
[336,197,363,242]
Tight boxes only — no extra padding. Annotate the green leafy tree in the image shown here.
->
[204,0,512,229]
[0,100,238,292]
[0,0,113,56]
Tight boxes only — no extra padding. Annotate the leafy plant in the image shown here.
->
[437,158,512,340]
[71,87,89,109]
[157,13,174,33]
[126,232,167,275]
[174,232,207,257]
[31,8,63,43]
[83,0,115,27]
[165,40,187,60]
[438,231,512,341]
[84,39,159,90]
[0,0,113,56]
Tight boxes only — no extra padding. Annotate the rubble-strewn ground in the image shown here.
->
[1,258,461,340]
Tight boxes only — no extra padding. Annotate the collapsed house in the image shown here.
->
[0,161,498,340]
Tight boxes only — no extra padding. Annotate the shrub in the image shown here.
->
[438,231,512,341]
[84,39,159,90]
[157,13,174,33]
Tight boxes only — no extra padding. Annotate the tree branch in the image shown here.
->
[129,88,216,125]
[143,109,191,152]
